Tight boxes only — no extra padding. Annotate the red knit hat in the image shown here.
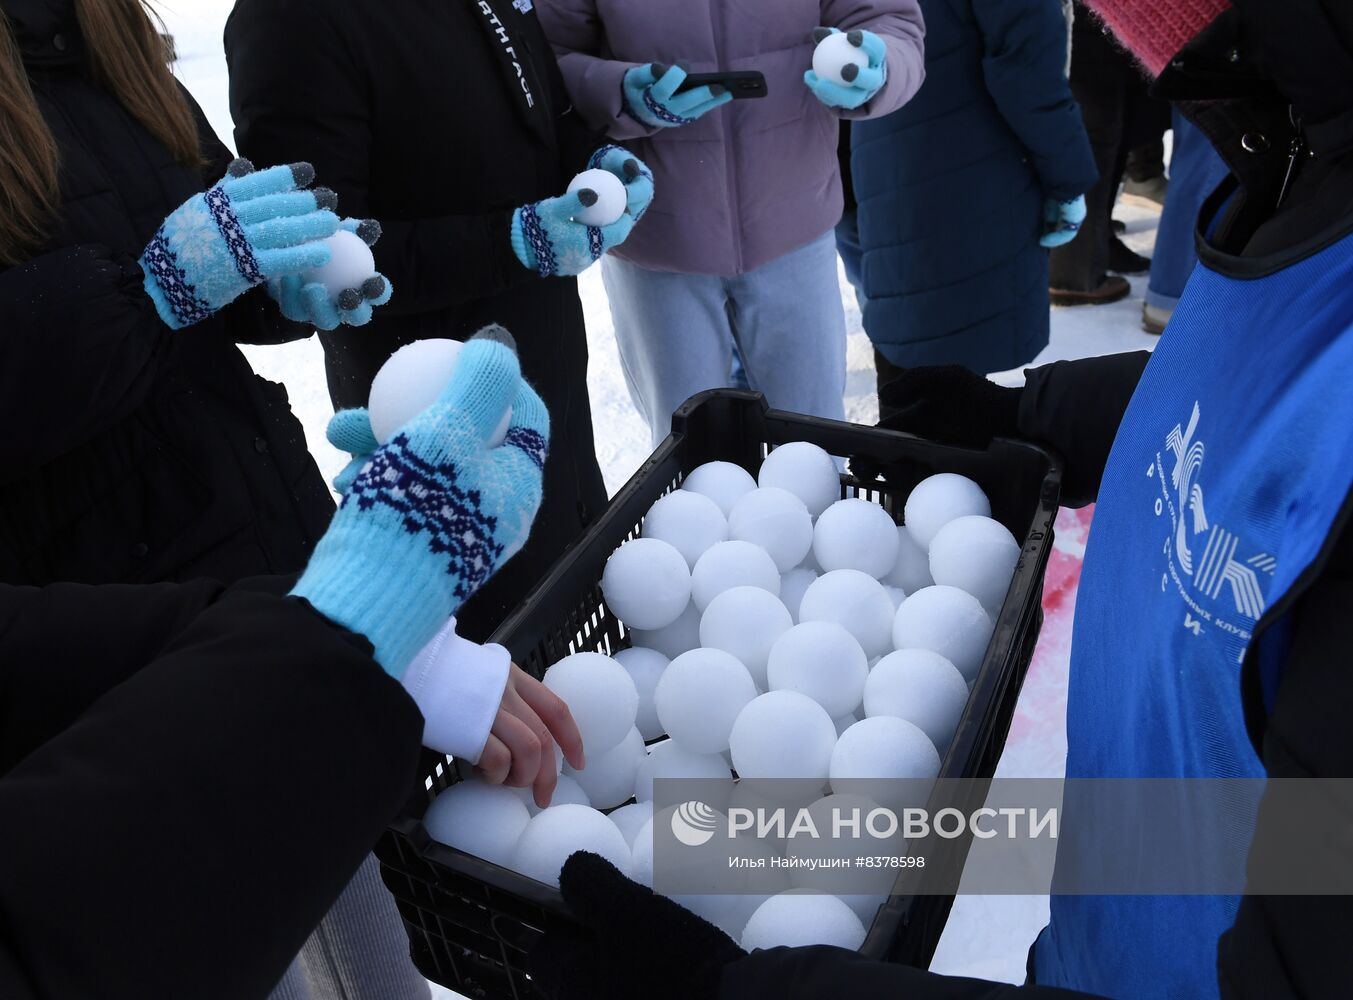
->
[1082,0,1231,77]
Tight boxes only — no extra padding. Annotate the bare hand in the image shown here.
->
[475,665,585,809]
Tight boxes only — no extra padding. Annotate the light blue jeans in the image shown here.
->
[603,231,848,448]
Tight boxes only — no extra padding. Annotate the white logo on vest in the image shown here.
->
[1149,403,1276,649]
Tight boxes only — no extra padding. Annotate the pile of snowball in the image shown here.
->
[422,443,1020,953]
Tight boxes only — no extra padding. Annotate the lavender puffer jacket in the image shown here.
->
[537,0,925,276]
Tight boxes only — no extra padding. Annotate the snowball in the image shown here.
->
[700,587,793,688]
[903,473,991,550]
[779,567,818,623]
[865,649,970,752]
[613,647,669,740]
[830,717,941,789]
[566,168,627,227]
[542,652,639,755]
[758,442,840,517]
[643,490,728,569]
[513,771,592,814]
[368,338,510,446]
[682,462,757,517]
[883,526,933,594]
[544,773,591,809]
[787,793,894,901]
[629,816,657,887]
[833,712,860,736]
[629,601,702,660]
[564,726,645,809]
[655,648,758,753]
[884,585,907,611]
[929,515,1021,615]
[728,487,813,572]
[766,621,867,719]
[303,229,375,300]
[891,586,994,682]
[812,499,900,579]
[729,691,838,782]
[812,31,871,88]
[608,800,654,848]
[798,570,896,659]
[741,892,866,952]
[601,538,691,630]
[634,739,733,801]
[422,780,530,867]
[511,804,631,887]
[690,540,780,611]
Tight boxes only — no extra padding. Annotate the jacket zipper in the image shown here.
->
[1276,106,1306,211]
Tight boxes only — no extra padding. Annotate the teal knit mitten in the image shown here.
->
[292,328,549,677]
[140,158,339,329]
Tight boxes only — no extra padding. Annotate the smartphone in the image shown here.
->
[674,70,768,100]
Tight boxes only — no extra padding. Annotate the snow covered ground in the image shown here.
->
[163,3,1159,994]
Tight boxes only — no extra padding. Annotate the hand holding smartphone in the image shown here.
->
[674,70,768,100]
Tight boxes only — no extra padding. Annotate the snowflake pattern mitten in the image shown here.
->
[291,327,549,678]
[140,158,340,329]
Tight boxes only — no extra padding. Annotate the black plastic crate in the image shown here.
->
[376,391,1061,998]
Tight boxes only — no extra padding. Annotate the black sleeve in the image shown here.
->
[225,0,538,318]
[1218,503,1353,997]
[721,945,1092,999]
[1018,351,1151,507]
[0,582,423,1000]
[542,23,607,176]
[0,578,223,773]
[0,246,170,478]
[182,83,315,347]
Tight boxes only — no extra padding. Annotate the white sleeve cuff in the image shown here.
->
[400,617,511,765]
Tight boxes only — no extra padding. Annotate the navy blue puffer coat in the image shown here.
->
[852,0,1096,372]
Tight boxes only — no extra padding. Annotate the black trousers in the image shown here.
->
[1049,17,1170,291]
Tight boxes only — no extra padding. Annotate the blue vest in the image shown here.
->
[1035,225,1353,998]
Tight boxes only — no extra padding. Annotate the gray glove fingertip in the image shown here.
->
[337,288,363,311]
[289,162,316,188]
[470,323,517,353]
[356,218,382,246]
[227,157,255,178]
[361,275,387,300]
[847,29,864,47]
[811,26,833,43]
[312,187,339,212]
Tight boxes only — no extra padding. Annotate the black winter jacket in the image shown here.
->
[0,578,423,1000]
[722,2,1353,996]
[225,0,611,642]
[0,0,334,587]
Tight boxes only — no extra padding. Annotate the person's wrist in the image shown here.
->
[401,618,512,762]
[290,523,461,678]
